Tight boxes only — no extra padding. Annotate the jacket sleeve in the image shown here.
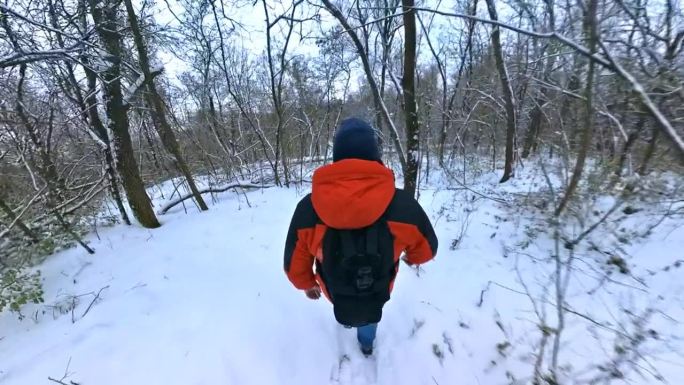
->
[387,190,438,265]
[404,197,438,265]
[283,195,318,290]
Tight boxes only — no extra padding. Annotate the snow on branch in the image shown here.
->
[409,7,614,70]
[158,183,273,215]
[0,48,83,68]
[598,40,684,159]
[0,5,93,45]
[122,66,164,107]
[408,6,684,160]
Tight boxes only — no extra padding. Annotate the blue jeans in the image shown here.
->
[356,323,378,349]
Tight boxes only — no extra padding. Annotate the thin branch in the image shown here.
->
[409,7,613,68]
[80,285,109,320]
[598,40,684,160]
[158,183,273,215]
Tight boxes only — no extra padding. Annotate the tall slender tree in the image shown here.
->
[87,0,160,228]
[401,0,420,196]
[485,0,517,183]
[123,0,208,211]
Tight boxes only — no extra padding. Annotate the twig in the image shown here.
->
[442,167,508,205]
[478,280,529,307]
[477,281,491,307]
[47,377,69,385]
[80,285,109,320]
[70,296,76,324]
[47,357,79,385]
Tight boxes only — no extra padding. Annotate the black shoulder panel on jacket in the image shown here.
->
[385,189,438,256]
[284,194,317,272]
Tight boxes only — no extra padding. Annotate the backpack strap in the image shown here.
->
[365,223,379,257]
[339,231,357,261]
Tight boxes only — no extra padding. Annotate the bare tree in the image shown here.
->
[123,0,208,211]
[263,0,301,187]
[554,0,599,216]
[87,0,160,228]
[484,0,517,183]
[321,0,408,174]
[401,0,420,196]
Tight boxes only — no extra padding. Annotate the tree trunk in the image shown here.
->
[401,0,420,197]
[554,0,598,217]
[123,0,208,211]
[88,0,160,228]
[51,50,131,225]
[638,126,658,175]
[83,66,132,225]
[522,100,544,159]
[522,2,558,160]
[614,117,645,177]
[485,0,517,183]
[59,0,131,225]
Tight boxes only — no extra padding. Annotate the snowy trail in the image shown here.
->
[1,173,683,385]
[0,184,486,385]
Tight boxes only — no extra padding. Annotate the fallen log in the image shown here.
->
[158,183,273,215]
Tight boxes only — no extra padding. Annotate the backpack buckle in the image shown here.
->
[356,266,374,291]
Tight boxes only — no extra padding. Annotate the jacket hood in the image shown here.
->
[311,159,395,229]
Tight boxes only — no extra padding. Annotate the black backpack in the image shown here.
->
[318,216,397,327]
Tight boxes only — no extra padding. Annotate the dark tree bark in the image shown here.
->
[83,64,132,225]
[638,126,659,175]
[123,0,208,211]
[485,0,517,183]
[614,116,645,177]
[401,0,420,197]
[88,0,160,228]
[522,101,544,159]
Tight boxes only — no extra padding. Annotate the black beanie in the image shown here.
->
[332,118,381,162]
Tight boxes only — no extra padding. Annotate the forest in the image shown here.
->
[1,0,683,384]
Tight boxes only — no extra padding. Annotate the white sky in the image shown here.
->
[145,0,520,91]
[151,0,327,82]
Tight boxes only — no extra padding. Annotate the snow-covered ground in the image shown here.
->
[1,165,682,385]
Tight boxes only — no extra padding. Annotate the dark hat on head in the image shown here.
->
[332,118,381,162]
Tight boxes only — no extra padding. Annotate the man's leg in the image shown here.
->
[356,323,378,355]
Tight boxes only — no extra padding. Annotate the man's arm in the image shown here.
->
[386,190,438,265]
[284,195,318,290]
[403,198,438,265]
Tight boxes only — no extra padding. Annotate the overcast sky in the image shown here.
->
[143,0,519,93]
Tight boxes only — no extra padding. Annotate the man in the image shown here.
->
[284,117,438,356]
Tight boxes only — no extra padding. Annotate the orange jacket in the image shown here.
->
[283,159,438,299]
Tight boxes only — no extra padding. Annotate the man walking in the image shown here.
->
[284,117,438,356]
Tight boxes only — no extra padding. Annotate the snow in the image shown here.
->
[1,164,683,385]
